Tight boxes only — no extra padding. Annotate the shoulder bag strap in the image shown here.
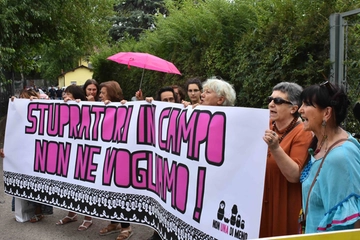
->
[304,138,349,217]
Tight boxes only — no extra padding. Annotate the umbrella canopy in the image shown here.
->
[107,52,181,89]
[107,52,181,74]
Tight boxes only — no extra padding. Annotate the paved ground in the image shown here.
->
[0,157,155,240]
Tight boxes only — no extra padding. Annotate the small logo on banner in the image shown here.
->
[212,200,248,239]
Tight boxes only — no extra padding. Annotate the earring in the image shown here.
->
[322,120,326,127]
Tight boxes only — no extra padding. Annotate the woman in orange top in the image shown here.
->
[260,82,312,237]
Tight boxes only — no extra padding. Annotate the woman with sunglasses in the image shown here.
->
[260,82,312,237]
[267,81,360,233]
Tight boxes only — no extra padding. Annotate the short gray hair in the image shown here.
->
[272,82,303,109]
[202,78,236,106]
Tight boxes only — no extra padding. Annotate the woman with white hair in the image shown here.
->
[200,78,236,106]
[182,77,236,107]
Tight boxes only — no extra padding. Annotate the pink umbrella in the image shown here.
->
[107,52,181,89]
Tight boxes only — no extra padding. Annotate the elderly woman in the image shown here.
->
[200,78,236,106]
[183,77,236,107]
[282,81,360,233]
[261,82,312,237]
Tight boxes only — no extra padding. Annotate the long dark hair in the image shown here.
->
[83,79,100,101]
[301,81,350,164]
[301,81,349,126]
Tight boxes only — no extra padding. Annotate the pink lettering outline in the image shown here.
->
[25,103,38,133]
[137,105,156,146]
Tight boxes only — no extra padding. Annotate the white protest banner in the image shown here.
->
[3,99,268,240]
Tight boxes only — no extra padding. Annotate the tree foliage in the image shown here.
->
[93,0,258,99]
[109,0,166,41]
[231,0,360,133]
[142,0,258,80]
[232,1,335,108]
[0,0,114,84]
[90,0,360,131]
[2,0,360,132]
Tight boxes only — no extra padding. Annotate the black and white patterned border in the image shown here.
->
[3,171,216,240]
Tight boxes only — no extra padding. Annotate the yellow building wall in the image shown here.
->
[58,76,65,88]
[58,67,93,88]
[79,58,90,68]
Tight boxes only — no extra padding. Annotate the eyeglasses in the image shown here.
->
[267,96,293,105]
[188,89,200,93]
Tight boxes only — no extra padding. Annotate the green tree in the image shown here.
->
[231,0,358,108]
[0,0,114,84]
[141,0,257,80]
[91,0,360,135]
[109,0,166,41]
[92,0,258,99]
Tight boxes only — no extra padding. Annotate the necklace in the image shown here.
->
[313,135,328,156]
[272,117,300,144]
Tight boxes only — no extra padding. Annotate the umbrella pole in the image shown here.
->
[139,68,145,90]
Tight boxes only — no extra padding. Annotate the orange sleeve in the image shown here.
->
[287,123,313,169]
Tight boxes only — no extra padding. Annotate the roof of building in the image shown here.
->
[57,65,93,78]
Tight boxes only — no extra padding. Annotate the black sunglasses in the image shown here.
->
[319,81,336,95]
[319,80,340,106]
[267,96,293,105]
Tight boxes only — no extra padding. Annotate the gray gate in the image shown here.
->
[329,9,360,135]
